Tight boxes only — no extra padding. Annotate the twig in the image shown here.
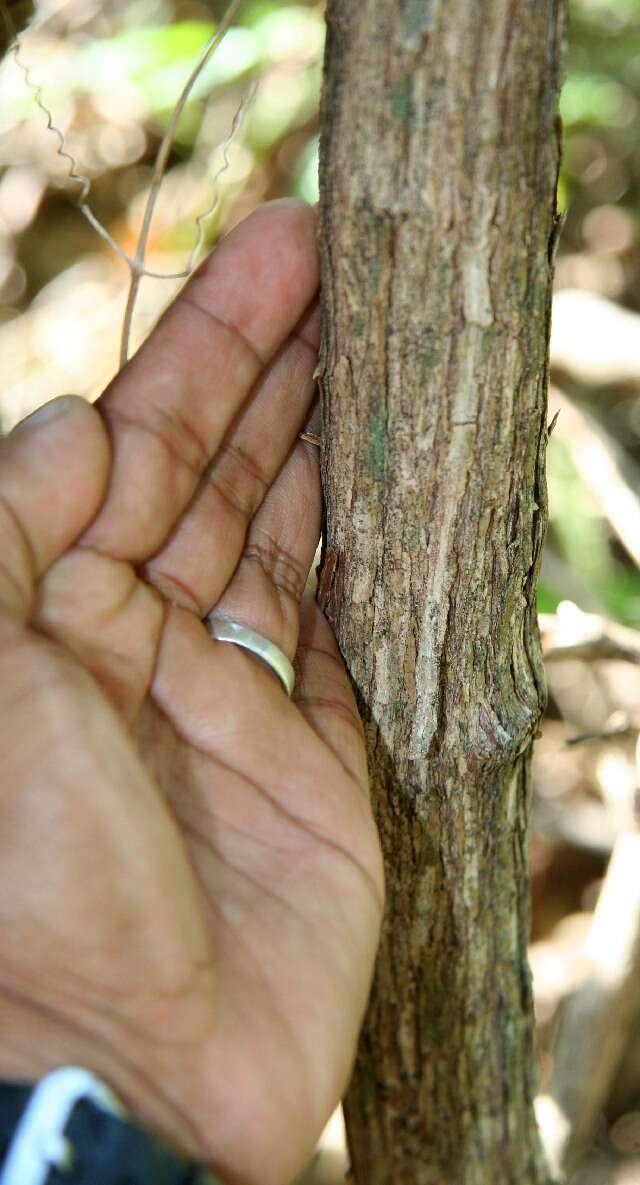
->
[316,546,339,614]
[551,288,640,387]
[184,80,258,277]
[137,80,258,282]
[5,2,132,263]
[564,718,637,746]
[119,0,244,367]
[538,827,640,1178]
[540,605,640,666]
[9,23,90,204]
[547,408,560,438]
[9,0,251,370]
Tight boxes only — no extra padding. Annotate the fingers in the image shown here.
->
[203,434,322,661]
[153,589,371,807]
[151,602,372,819]
[0,398,110,623]
[83,200,319,564]
[293,595,370,796]
[142,299,320,617]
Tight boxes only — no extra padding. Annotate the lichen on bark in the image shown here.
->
[318,2,566,1182]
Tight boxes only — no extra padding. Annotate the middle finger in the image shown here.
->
[83,200,319,566]
[142,299,320,617]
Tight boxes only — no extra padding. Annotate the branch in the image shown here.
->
[537,607,640,1171]
[540,604,640,666]
[538,827,640,1178]
[6,2,137,266]
[129,80,257,286]
[119,0,244,367]
[8,24,90,205]
[185,80,257,275]
[7,0,249,372]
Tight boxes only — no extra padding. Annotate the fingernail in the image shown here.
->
[14,396,78,432]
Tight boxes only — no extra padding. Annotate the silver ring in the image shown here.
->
[205,617,295,697]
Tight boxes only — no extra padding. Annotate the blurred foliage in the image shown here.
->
[3,8,323,140]
[544,0,640,626]
[560,0,640,294]
[547,439,640,624]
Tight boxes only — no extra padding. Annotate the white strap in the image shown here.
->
[0,1067,123,1185]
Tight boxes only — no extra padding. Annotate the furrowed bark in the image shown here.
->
[317,3,565,1183]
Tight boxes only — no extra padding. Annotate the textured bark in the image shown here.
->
[317,4,565,1184]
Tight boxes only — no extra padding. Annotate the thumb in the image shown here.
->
[0,397,110,621]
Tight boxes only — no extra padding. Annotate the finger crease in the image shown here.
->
[105,406,209,484]
[206,441,271,522]
[0,491,38,585]
[179,293,267,372]
[0,554,30,613]
[143,565,205,617]
[152,403,212,475]
[178,814,299,919]
[244,538,306,601]
[206,471,253,527]
[186,746,383,915]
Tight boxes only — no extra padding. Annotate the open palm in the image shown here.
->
[0,201,383,1185]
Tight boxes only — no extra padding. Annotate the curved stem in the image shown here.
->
[119,0,244,368]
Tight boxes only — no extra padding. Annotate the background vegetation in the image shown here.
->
[1,1,639,1180]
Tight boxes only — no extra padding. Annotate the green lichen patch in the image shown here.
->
[404,0,433,40]
[368,408,388,480]
[420,348,436,372]
[391,75,412,122]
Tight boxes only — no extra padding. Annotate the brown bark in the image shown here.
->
[317,3,565,1183]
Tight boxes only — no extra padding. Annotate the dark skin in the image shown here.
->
[0,200,384,1185]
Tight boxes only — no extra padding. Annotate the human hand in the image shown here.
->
[0,200,383,1185]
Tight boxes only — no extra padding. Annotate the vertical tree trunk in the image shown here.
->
[317,4,565,1184]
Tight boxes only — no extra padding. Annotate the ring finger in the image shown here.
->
[147,435,322,760]
[207,430,322,666]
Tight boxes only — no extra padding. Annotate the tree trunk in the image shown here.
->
[317,3,565,1183]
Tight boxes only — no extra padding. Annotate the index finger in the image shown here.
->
[83,199,319,563]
